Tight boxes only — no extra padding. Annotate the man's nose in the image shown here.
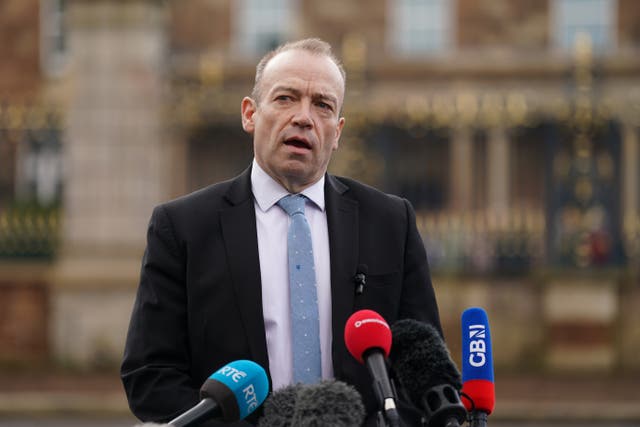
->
[291,101,313,128]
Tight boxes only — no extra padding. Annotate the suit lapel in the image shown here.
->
[325,175,359,376]
[219,168,270,373]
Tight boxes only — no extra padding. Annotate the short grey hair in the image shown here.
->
[251,38,346,102]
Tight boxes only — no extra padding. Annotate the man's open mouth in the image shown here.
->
[284,137,312,149]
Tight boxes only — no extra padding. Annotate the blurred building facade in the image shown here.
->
[1,0,640,374]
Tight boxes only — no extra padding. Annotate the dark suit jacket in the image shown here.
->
[121,167,442,426]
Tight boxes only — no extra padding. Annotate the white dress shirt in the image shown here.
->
[251,159,333,390]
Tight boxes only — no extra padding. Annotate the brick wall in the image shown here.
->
[0,279,48,363]
[0,0,41,98]
[618,0,640,48]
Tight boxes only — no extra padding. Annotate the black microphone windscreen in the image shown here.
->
[258,383,302,427]
[292,380,365,427]
[390,319,462,404]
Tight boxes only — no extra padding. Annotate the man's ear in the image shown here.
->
[241,97,257,133]
[332,117,345,151]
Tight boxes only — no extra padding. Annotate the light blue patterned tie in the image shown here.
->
[277,194,321,384]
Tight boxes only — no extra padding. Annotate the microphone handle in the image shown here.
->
[169,398,219,427]
[364,351,400,427]
[375,410,387,427]
[467,411,488,427]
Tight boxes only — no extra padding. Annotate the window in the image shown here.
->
[389,0,454,56]
[234,0,297,58]
[40,0,68,77]
[553,0,616,52]
[0,107,63,258]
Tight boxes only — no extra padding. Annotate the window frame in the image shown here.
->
[232,0,299,58]
[387,0,456,57]
[551,0,618,53]
[40,0,69,78]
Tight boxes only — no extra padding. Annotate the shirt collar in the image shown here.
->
[251,159,326,212]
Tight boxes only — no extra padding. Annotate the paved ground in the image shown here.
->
[0,369,639,425]
[0,418,138,427]
[0,419,637,427]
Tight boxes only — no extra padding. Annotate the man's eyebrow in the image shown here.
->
[271,86,302,96]
[270,85,339,106]
[313,93,338,106]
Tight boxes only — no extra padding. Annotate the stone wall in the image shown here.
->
[457,0,549,50]
[50,287,135,368]
[436,276,545,371]
[436,272,640,374]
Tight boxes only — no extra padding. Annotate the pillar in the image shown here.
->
[450,126,473,211]
[487,126,510,214]
[51,0,170,367]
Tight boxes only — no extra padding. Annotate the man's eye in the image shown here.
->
[317,102,332,110]
[276,95,292,101]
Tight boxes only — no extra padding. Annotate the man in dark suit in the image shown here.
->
[121,38,442,426]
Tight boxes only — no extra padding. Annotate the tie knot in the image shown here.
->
[277,194,306,217]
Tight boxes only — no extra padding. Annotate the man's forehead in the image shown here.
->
[269,80,340,96]
[261,50,345,95]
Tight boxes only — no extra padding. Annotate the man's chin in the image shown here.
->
[280,161,310,178]
[277,166,321,192]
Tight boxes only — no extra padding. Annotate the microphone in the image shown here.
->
[257,383,302,427]
[390,319,467,427]
[461,307,495,427]
[294,380,366,426]
[169,360,269,426]
[354,264,368,295]
[257,380,365,427]
[344,309,400,427]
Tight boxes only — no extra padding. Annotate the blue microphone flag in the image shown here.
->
[461,307,495,414]
[461,307,493,382]
[208,359,269,419]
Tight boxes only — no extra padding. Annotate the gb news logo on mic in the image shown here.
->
[467,323,488,368]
